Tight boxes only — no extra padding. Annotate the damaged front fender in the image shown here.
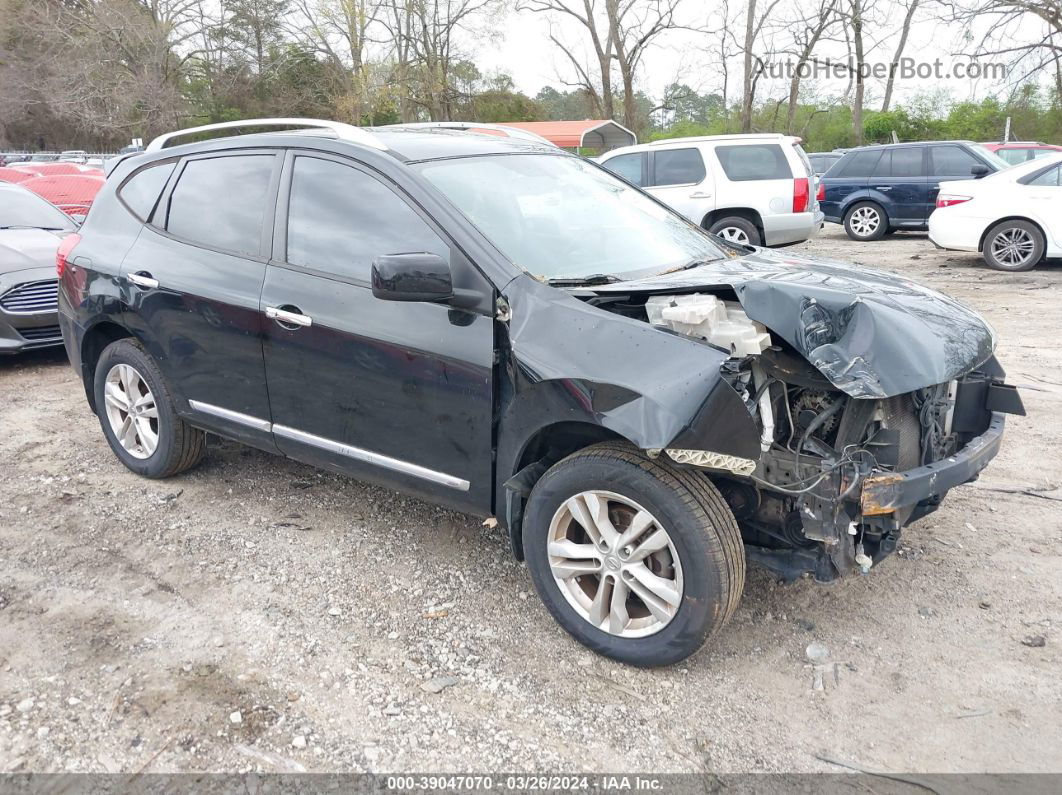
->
[494,279,761,513]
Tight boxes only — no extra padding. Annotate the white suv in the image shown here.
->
[599,134,823,247]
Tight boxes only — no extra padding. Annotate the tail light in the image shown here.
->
[936,195,971,208]
[56,233,81,277]
[816,180,826,202]
[793,177,810,213]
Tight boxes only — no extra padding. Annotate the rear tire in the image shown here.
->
[982,220,1044,272]
[93,339,205,478]
[707,216,761,247]
[523,442,744,667]
[844,201,888,241]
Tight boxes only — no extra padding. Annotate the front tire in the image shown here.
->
[844,201,888,241]
[523,443,744,667]
[93,339,205,478]
[982,220,1044,272]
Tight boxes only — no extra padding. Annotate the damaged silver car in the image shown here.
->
[62,121,1023,667]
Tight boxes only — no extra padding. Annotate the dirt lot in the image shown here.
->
[1,225,1060,775]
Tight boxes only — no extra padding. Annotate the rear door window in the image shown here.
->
[600,153,646,186]
[929,145,982,176]
[1026,165,1062,187]
[165,154,276,256]
[871,147,924,178]
[285,155,449,283]
[714,144,791,181]
[651,148,706,186]
[119,160,176,221]
[837,149,882,178]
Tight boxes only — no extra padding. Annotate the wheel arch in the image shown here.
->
[845,197,888,222]
[503,420,631,561]
[701,207,765,241]
[79,321,136,412]
[977,216,1046,253]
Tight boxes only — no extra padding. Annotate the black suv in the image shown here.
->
[59,119,1023,666]
[820,140,1010,240]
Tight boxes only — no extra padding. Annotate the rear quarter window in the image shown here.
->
[118,160,176,221]
[600,153,645,186]
[714,144,792,181]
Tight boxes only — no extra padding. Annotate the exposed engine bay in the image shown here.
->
[579,288,1025,583]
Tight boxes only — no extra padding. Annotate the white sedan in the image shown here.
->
[928,152,1062,271]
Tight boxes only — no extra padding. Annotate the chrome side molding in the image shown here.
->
[188,400,272,432]
[187,400,469,491]
[273,424,470,491]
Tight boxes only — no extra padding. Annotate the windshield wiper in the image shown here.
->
[546,273,622,287]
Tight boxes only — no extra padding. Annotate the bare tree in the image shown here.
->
[881,0,919,111]
[521,0,616,118]
[738,0,783,132]
[783,0,840,132]
[289,0,385,120]
[384,0,503,121]
[604,0,687,133]
[946,0,1062,102]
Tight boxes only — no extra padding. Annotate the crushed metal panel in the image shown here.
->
[587,247,997,399]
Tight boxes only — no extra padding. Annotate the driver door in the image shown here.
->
[260,151,496,513]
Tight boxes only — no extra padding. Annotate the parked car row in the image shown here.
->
[813,139,1061,271]
[0,161,105,222]
[0,182,77,353]
[929,152,1062,271]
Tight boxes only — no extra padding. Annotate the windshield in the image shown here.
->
[415,153,727,281]
[0,187,77,230]
[969,144,1011,170]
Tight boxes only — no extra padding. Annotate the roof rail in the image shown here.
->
[379,122,555,147]
[145,118,388,153]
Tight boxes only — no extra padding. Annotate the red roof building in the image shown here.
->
[497,120,636,151]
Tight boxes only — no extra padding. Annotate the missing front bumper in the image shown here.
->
[860,412,1007,515]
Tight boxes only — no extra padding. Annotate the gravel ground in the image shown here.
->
[1,225,1060,775]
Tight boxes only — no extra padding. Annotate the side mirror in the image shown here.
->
[371,253,453,303]
[970,164,990,178]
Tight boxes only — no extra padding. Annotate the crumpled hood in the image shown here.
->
[589,248,996,399]
[0,228,64,275]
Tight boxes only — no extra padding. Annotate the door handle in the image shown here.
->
[265,305,312,328]
[874,186,893,191]
[126,271,159,289]
[689,191,712,199]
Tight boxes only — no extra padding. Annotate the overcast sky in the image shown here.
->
[473,6,1026,110]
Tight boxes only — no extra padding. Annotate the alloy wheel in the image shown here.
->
[849,206,880,237]
[547,490,683,638]
[717,226,750,245]
[990,227,1035,268]
[103,363,159,459]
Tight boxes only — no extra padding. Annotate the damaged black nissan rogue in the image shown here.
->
[58,119,1024,666]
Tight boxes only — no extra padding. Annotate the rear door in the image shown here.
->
[259,151,495,513]
[645,147,713,223]
[868,146,928,225]
[119,151,280,449]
